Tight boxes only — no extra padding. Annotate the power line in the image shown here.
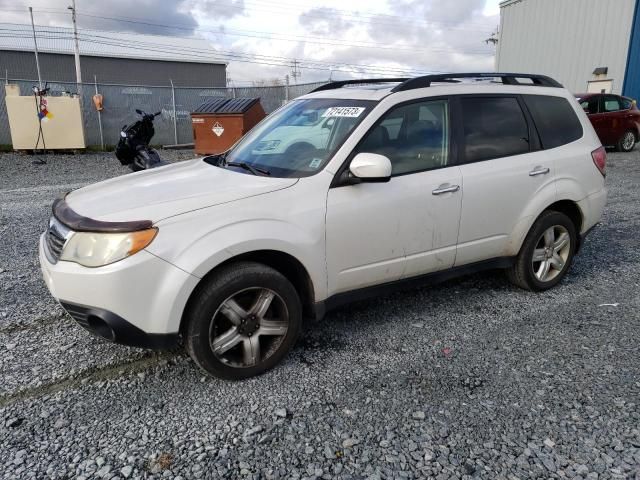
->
[2,2,499,32]
[188,0,500,31]
[87,15,480,54]
[0,29,441,77]
[1,7,496,54]
[0,25,449,75]
[0,4,497,79]
[11,11,495,56]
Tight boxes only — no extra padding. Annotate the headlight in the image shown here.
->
[60,228,158,267]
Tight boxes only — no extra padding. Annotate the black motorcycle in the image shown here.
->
[115,109,168,171]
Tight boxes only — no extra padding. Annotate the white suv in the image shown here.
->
[40,73,607,379]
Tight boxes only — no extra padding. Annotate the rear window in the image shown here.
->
[460,96,530,163]
[523,95,583,149]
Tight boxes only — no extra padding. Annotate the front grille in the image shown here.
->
[45,216,71,263]
[46,229,65,261]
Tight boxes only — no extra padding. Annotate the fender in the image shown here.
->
[147,185,328,301]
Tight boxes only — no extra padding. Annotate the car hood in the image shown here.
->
[65,159,298,223]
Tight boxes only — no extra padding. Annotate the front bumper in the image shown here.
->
[39,234,199,349]
[60,301,179,349]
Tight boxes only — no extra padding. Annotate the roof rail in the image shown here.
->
[311,78,409,93]
[391,73,563,92]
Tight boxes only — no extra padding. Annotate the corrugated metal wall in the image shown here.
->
[0,51,227,87]
[623,0,640,100]
[496,0,636,94]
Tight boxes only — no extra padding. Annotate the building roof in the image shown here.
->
[499,0,525,7]
[0,23,225,65]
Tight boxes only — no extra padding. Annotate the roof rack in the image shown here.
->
[310,73,563,94]
[311,78,409,93]
[391,73,563,92]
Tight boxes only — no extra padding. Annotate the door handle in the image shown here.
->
[432,184,460,195]
[529,167,550,177]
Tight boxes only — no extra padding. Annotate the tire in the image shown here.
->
[507,211,577,292]
[616,130,637,152]
[184,261,302,380]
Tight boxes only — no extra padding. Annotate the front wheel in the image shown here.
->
[507,211,577,291]
[617,130,637,152]
[185,262,302,380]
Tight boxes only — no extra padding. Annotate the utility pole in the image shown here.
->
[290,59,301,85]
[68,0,82,100]
[284,74,290,105]
[170,78,178,145]
[29,7,43,89]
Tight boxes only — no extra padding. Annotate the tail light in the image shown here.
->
[591,146,607,177]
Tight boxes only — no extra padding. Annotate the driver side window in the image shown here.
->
[356,99,450,175]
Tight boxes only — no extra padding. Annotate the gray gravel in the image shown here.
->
[1,149,639,479]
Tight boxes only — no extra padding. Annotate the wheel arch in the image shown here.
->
[545,199,583,233]
[180,249,316,335]
[545,199,586,252]
[508,198,585,258]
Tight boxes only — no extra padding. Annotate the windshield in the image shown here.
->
[208,98,376,178]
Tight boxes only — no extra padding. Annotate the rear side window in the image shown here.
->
[524,95,583,149]
[460,97,530,163]
[603,95,621,112]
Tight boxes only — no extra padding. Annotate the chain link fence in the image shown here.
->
[0,80,327,147]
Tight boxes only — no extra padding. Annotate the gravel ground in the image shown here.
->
[0,149,639,480]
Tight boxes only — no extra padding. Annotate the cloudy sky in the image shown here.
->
[1,0,501,84]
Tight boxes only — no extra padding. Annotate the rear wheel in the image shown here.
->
[185,262,302,379]
[617,130,637,152]
[507,211,577,291]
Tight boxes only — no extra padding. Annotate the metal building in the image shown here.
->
[0,24,227,87]
[496,0,640,99]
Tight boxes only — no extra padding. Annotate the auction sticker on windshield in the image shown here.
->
[322,107,366,118]
[309,158,323,169]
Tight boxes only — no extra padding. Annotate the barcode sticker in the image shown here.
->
[322,107,366,118]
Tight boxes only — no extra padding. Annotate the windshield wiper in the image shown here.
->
[225,161,271,176]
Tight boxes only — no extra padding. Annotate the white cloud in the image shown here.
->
[0,0,500,84]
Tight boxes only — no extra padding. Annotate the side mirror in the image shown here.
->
[349,153,392,183]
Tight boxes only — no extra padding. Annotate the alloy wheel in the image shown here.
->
[622,131,635,151]
[531,225,571,282]
[209,287,289,368]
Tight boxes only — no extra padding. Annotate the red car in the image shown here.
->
[575,93,640,152]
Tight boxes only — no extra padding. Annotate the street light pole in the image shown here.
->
[29,7,43,89]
